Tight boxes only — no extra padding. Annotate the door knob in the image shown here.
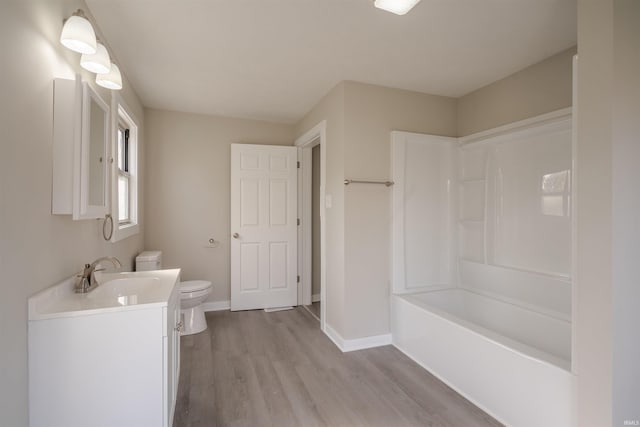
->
[233,233,239,239]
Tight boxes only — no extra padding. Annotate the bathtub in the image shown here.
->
[391,289,573,427]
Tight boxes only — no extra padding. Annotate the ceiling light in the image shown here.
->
[80,42,111,74]
[374,0,421,15]
[60,10,97,54]
[96,63,122,90]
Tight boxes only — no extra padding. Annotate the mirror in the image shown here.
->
[88,95,106,206]
[80,82,110,219]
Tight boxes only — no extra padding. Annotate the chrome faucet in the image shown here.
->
[75,256,122,293]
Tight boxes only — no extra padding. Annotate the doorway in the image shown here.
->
[306,144,321,319]
[295,121,326,331]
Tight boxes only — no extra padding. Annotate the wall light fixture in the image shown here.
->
[60,9,122,91]
[374,0,422,15]
[60,10,96,54]
[81,42,111,74]
[96,63,123,90]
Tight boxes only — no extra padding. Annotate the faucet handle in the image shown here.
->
[75,276,91,293]
[77,264,91,278]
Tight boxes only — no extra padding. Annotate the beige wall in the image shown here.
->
[342,81,457,339]
[295,81,456,340]
[457,47,576,137]
[144,109,294,303]
[612,3,640,425]
[0,1,145,425]
[575,1,613,425]
[296,82,346,334]
[576,1,640,425]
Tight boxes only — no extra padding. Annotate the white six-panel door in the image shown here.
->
[230,144,298,311]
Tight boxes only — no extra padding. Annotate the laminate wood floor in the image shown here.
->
[304,302,321,319]
[173,307,502,427]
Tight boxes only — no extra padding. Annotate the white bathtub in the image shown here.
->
[392,289,574,427]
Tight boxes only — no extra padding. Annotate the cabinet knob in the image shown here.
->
[233,233,239,239]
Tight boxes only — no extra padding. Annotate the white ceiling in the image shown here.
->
[86,0,576,123]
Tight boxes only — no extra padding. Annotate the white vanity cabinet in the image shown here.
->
[28,269,182,427]
[164,283,181,425]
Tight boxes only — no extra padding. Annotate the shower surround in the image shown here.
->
[390,110,574,427]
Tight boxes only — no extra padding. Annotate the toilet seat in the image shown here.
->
[179,280,212,293]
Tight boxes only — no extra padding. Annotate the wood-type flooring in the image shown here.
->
[173,307,502,427]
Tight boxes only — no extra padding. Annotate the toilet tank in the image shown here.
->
[136,251,162,271]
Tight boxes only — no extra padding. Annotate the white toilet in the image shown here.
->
[136,251,213,336]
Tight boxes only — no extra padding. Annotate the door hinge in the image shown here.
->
[297,275,300,283]
[297,218,300,226]
[297,161,300,169]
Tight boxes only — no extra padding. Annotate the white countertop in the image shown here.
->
[28,269,181,321]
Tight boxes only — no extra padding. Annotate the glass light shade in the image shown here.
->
[96,63,122,90]
[60,15,97,54]
[374,0,421,15]
[81,43,111,74]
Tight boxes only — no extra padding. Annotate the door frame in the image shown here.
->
[295,120,326,332]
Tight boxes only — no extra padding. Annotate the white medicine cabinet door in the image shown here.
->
[52,76,110,220]
[79,82,110,219]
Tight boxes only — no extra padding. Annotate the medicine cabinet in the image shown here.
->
[52,76,110,220]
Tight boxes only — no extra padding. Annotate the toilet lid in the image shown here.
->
[180,280,212,292]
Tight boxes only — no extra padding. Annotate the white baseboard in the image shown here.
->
[324,323,345,349]
[312,293,321,303]
[342,333,393,352]
[202,300,230,312]
[323,324,392,352]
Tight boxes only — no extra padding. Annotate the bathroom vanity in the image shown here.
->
[28,269,181,427]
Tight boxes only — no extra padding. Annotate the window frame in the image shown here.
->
[116,123,131,225]
[110,94,139,242]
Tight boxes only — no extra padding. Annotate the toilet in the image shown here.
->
[135,251,213,336]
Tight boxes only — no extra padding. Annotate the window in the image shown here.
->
[541,170,571,217]
[117,124,130,223]
[110,96,139,241]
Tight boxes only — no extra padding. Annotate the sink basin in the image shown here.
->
[28,269,181,320]
[89,277,160,305]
